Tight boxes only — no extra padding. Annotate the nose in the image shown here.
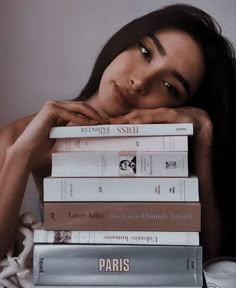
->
[130,77,147,95]
[130,66,156,95]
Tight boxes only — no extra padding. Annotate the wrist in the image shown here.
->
[196,118,213,144]
[191,119,214,180]
[193,118,213,160]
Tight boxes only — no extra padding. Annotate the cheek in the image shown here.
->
[98,68,113,96]
[136,88,183,109]
[107,54,133,77]
[135,82,165,108]
[99,62,130,94]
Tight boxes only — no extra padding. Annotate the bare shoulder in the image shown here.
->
[0,114,36,143]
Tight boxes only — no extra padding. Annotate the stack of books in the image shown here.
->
[32,123,203,288]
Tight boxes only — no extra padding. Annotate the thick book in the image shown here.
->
[49,123,194,138]
[54,135,188,152]
[33,244,203,286]
[43,176,199,202]
[43,202,201,231]
[51,151,188,177]
[33,229,199,245]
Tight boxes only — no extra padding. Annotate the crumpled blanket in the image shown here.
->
[0,213,42,288]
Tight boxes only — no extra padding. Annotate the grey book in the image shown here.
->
[34,285,202,288]
[33,244,203,286]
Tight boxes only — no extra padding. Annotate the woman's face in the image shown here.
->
[88,29,205,118]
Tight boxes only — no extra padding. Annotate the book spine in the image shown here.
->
[34,286,202,288]
[51,151,188,177]
[43,202,201,231]
[54,136,188,152]
[43,176,199,202]
[49,123,193,138]
[33,244,203,286]
[33,229,199,245]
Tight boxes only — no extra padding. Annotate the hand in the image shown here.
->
[14,100,105,162]
[109,107,213,142]
[109,106,213,177]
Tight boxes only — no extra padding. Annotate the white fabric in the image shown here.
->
[0,213,42,288]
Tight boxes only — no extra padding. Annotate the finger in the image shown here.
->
[109,108,192,124]
[52,101,105,124]
[53,107,100,126]
[108,108,169,124]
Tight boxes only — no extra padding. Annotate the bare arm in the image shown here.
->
[0,116,34,261]
[110,107,222,261]
[0,100,105,260]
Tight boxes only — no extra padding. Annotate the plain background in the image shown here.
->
[0,0,236,219]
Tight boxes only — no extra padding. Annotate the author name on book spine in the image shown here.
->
[67,211,193,220]
[80,126,138,135]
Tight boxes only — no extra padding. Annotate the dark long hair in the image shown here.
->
[75,4,236,255]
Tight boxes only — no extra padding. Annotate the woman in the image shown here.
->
[0,3,235,262]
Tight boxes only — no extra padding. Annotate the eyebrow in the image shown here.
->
[147,33,167,56]
[172,70,190,96]
[147,33,191,96]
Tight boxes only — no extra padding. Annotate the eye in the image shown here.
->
[162,81,179,98]
[138,41,151,62]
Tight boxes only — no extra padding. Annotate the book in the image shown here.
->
[51,151,188,177]
[49,123,194,138]
[33,244,203,286]
[43,176,199,202]
[33,229,199,245]
[34,286,202,288]
[54,135,188,152]
[43,202,201,231]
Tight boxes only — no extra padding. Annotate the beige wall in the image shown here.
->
[0,0,235,219]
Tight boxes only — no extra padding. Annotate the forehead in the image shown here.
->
[153,29,201,50]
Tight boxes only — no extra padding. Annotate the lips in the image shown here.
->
[113,82,135,109]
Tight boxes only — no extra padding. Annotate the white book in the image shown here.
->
[49,123,193,138]
[54,135,188,152]
[51,151,188,177]
[33,229,199,245]
[43,176,198,202]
